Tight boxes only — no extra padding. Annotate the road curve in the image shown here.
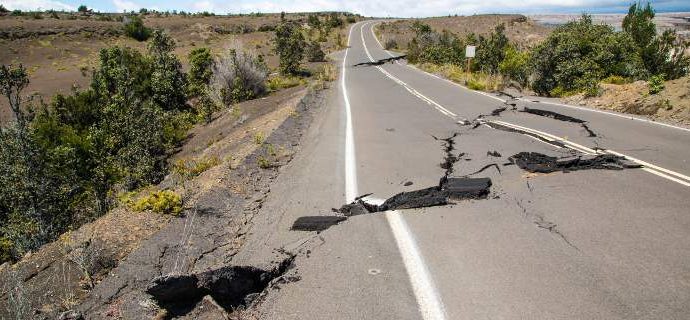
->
[237,20,690,319]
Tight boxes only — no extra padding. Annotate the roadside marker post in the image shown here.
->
[465,45,475,72]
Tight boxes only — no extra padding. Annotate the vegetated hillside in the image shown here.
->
[0,11,356,122]
[377,14,550,50]
[564,76,690,126]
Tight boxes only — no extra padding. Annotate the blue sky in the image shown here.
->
[3,0,689,17]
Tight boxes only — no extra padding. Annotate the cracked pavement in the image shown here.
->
[229,21,690,320]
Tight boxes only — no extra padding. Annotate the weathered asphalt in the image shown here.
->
[236,21,690,319]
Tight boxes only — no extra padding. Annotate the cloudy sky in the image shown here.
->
[2,0,689,17]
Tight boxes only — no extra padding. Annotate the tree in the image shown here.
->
[0,65,30,129]
[123,15,151,41]
[623,2,689,79]
[274,22,306,75]
[188,47,214,96]
[77,5,88,13]
[476,24,509,74]
[529,15,645,96]
[148,30,188,111]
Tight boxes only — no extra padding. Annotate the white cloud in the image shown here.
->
[2,0,74,11]
[173,0,679,17]
[113,0,141,12]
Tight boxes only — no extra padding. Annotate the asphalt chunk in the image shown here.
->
[353,55,406,67]
[147,256,295,317]
[291,216,348,231]
[509,152,641,173]
[522,107,585,123]
[442,177,492,199]
[487,150,502,157]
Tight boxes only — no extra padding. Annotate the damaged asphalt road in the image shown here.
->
[352,55,407,67]
[509,152,641,173]
[292,133,493,232]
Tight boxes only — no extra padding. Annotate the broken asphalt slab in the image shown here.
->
[521,107,598,137]
[146,256,295,317]
[292,177,493,232]
[352,55,406,67]
[509,152,641,173]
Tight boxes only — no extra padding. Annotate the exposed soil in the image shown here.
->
[561,76,690,127]
[0,13,357,122]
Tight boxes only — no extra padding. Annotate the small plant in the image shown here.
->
[132,190,183,215]
[253,132,265,145]
[209,42,268,106]
[267,75,304,91]
[123,15,151,41]
[172,155,220,177]
[384,39,398,50]
[648,74,665,95]
[601,75,630,85]
[257,156,272,169]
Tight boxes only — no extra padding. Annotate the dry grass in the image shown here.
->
[418,63,504,91]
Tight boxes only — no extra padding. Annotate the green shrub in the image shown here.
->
[466,78,486,90]
[267,75,304,91]
[499,46,529,86]
[0,5,9,13]
[346,16,356,24]
[123,15,151,41]
[188,48,213,96]
[476,24,509,74]
[78,5,88,12]
[132,190,182,215]
[623,3,689,80]
[11,10,23,16]
[601,75,630,85]
[406,23,465,65]
[384,39,397,50]
[648,74,665,94]
[274,22,306,75]
[172,155,220,177]
[257,155,272,169]
[529,15,644,96]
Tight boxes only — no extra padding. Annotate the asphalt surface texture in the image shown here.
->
[234,21,690,319]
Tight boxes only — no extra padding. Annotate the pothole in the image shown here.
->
[146,255,295,317]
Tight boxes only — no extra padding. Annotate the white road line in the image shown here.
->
[347,22,448,320]
[487,119,690,186]
[360,23,459,120]
[361,22,690,187]
[343,23,358,202]
[367,21,690,133]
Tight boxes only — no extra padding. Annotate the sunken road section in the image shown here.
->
[509,152,641,173]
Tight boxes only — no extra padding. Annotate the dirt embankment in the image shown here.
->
[0,81,330,319]
[377,14,550,50]
[0,13,355,122]
[562,76,690,127]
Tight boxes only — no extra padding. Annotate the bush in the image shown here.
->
[123,15,151,41]
[325,13,343,29]
[407,24,465,65]
[529,15,644,96]
[267,75,305,91]
[601,75,630,85]
[187,47,214,96]
[210,42,268,105]
[78,5,88,13]
[623,3,689,79]
[148,30,188,112]
[384,39,397,50]
[476,24,509,74]
[0,5,9,14]
[648,74,665,94]
[274,22,306,75]
[306,41,325,62]
[11,10,22,16]
[499,46,530,86]
[172,155,220,177]
[132,190,182,215]
[346,16,356,24]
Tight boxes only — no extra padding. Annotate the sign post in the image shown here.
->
[465,45,476,73]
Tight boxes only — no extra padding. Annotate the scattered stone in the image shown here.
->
[487,150,502,157]
[403,181,413,186]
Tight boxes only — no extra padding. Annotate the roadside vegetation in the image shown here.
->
[0,11,357,265]
[382,3,689,98]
